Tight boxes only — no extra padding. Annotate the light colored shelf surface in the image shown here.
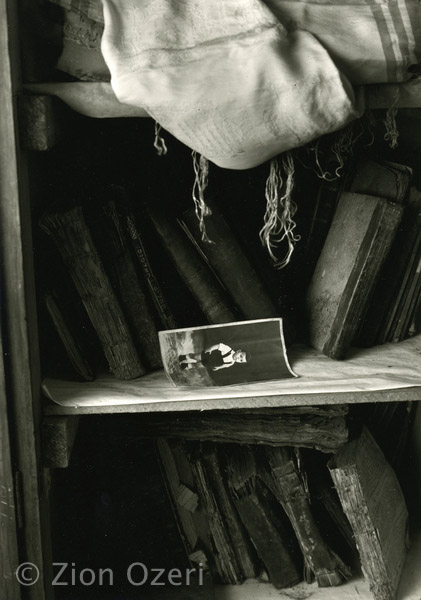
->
[42,338,421,414]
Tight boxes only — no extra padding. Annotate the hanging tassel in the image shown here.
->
[259,152,300,269]
[383,88,400,149]
[191,151,213,243]
[153,121,168,156]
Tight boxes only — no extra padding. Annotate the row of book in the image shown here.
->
[38,182,281,381]
[155,420,408,600]
[305,156,421,359]
[38,148,421,380]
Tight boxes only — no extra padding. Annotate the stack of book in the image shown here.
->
[306,156,421,359]
[155,420,408,599]
[38,183,281,381]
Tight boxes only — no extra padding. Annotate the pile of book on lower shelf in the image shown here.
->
[153,406,409,600]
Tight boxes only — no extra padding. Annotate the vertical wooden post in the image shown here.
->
[0,0,52,598]
[0,323,20,600]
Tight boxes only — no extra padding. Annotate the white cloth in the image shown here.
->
[262,0,421,84]
[100,0,362,169]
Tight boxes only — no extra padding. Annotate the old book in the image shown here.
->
[189,443,248,584]
[348,157,412,204]
[39,205,146,380]
[144,199,239,324]
[131,405,349,454]
[227,445,302,589]
[356,187,421,347]
[120,201,179,330]
[200,444,259,580]
[328,426,409,600]
[86,197,162,370]
[157,437,250,584]
[264,446,351,586]
[306,192,403,359]
[180,202,279,320]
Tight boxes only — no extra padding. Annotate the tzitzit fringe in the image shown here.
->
[383,89,400,149]
[309,122,363,181]
[259,152,300,269]
[191,151,213,243]
[153,121,168,156]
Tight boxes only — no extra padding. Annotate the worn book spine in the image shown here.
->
[201,444,259,580]
[145,201,238,324]
[39,206,145,380]
[348,158,412,204]
[189,443,244,584]
[121,205,179,330]
[227,445,302,589]
[328,426,409,600]
[356,187,421,346]
[95,200,162,369]
[155,438,200,561]
[181,204,279,320]
[264,446,351,587]
[307,192,403,359]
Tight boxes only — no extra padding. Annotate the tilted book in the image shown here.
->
[145,199,239,325]
[227,444,302,589]
[264,446,351,586]
[202,444,259,580]
[180,202,279,320]
[87,197,163,370]
[328,426,409,600]
[306,192,403,359]
[348,157,412,204]
[39,205,145,380]
[355,187,421,347]
[188,443,249,584]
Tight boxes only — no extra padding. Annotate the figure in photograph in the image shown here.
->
[178,343,250,371]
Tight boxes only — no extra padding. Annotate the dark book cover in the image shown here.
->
[328,426,409,600]
[263,446,351,586]
[39,205,146,380]
[306,192,403,359]
[180,202,279,320]
[85,193,163,370]
[227,444,302,589]
[144,198,239,325]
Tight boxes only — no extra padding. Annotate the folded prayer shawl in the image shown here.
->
[100,0,362,170]
[262,0,421,85]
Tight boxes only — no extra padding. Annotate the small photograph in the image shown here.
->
[159,318,296,387]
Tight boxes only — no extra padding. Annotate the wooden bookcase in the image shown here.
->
[2,1,421,599]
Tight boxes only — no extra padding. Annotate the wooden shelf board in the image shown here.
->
[42,368,421,415]
[22,80,421,127]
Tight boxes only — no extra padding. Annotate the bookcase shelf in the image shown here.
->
[21,78,421,128]
[42,368,421,415]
